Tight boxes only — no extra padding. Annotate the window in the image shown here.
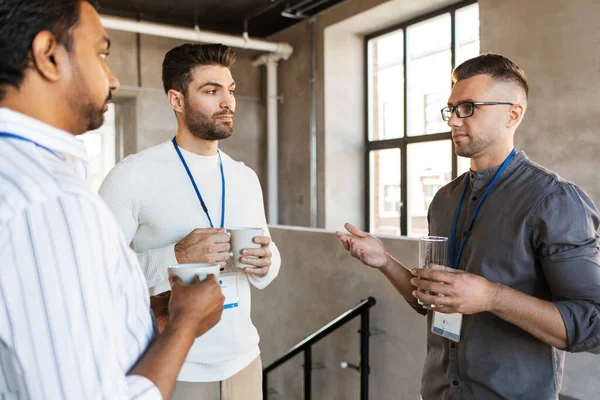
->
[366,1,479,237]
[78,103,117,192]
[383,184,401,215]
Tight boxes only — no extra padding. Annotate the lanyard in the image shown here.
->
[450,148,516,269]
[172,137,225,228]
[0,132,61,159]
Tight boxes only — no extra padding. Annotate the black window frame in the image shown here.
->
[364,0,478,236]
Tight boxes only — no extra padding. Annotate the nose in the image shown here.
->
[220,92,235,112]
[447,108,462,128]
[108,66,120,92]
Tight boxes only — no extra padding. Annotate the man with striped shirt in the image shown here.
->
[0,1,225,398]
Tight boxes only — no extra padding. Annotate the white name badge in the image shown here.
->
[432,311,462,342]
[219,273,239,310]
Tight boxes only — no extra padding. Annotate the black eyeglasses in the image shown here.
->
[440,101,514,121]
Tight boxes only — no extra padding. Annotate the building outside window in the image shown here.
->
[366,1,479,237]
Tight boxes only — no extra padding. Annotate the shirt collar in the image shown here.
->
[469,151,528,190]
[0,107,89,162]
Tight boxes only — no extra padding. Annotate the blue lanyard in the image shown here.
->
[450,148,517,269]
[172,137,225,229]
[0,132,61,159]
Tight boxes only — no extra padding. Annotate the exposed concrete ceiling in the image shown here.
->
[98,0,349,37]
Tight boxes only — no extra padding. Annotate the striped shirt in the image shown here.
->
[0,108,161,399]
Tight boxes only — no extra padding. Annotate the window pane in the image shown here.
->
[407,13,452,136]
[370,148,401,236]
[78,103,117,192]
[407,140,452,237]
[455,3,480,65]
[368,30,404,141]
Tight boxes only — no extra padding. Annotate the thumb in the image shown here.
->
[205,274,220,284]
[169,275,183,287]
[344,223,368,238]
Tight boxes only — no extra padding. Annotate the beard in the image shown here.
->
[81,92,111,132]
[453,128,501,158]
[183,97,234,141]
[67,62,110,133]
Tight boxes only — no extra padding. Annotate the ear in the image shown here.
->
[168,89,185,114]
[30,31,67,83]
[506,104,524,128]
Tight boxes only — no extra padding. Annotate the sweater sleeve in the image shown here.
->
[244,170,280,290]
[99,161,176,291]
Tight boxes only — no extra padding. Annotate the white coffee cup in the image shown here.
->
[227,227,264,269]
[167,263,220,285]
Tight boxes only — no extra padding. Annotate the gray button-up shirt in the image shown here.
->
[417,151,600,400]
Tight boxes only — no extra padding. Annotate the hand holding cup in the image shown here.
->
[227,227,271,277]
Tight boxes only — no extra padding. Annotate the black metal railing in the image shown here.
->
[262,296,377,400]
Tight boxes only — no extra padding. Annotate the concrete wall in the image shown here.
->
[479,0,600,219]
[106,30,268,186]
[323,24,366,230]
[253,227,426,400]
[253,227,599,399]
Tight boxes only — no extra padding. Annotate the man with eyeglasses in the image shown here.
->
[337,53,600,399]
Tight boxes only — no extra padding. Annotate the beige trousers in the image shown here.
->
[171,356,262,400]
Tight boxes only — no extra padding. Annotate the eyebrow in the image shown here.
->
[98,36,111,50]
[447,98,474,106]
[198,81,236,89]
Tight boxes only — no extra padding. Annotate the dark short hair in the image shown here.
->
[162,43,237,94]
[0,0,100,101]
[452,53,529,99]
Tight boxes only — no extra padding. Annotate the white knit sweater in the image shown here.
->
[99,140,281,382]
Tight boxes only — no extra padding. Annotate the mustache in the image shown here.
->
[452,129,469,135]
[213,110,234,118]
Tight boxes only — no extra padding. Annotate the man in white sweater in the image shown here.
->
[99,43,280,399]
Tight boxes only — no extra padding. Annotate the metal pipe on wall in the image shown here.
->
[266,60,279,225]
[100,15,293,57]
[253,53,290,225]
[309,18,318,228]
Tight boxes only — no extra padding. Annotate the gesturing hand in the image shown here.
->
[336,223,388,269]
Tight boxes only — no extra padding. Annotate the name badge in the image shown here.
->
[219,272,239,310]
[432,311,462,342]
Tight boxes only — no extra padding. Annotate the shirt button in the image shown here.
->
[451,343,456,348]
[453,380,459,386]
[471,196,477,201]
